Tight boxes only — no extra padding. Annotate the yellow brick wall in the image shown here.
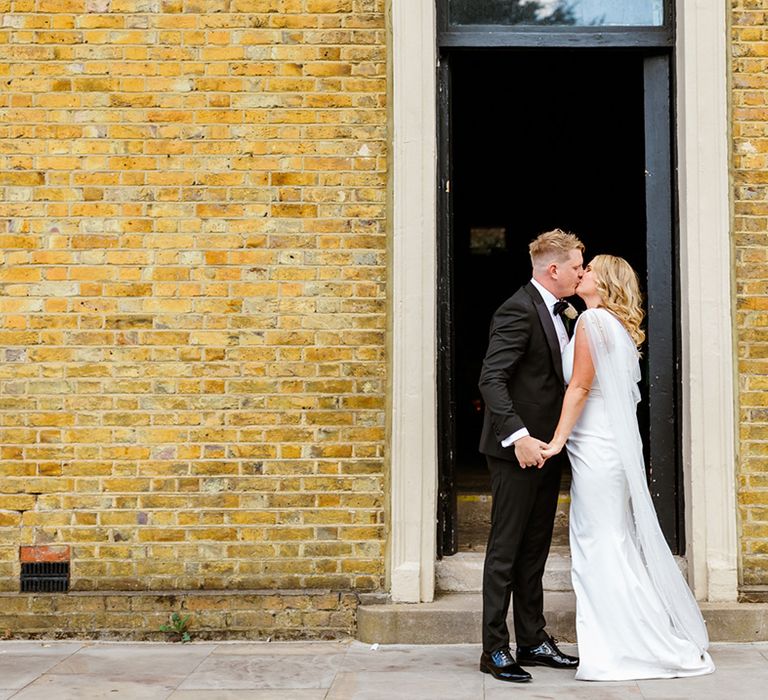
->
[732,2,768,587]
[0,1,387,593]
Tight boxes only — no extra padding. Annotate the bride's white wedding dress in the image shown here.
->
[562,308,715,681]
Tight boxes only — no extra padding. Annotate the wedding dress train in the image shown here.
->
[562,308,715,681]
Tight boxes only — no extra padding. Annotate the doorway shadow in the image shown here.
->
[449,50,649,550]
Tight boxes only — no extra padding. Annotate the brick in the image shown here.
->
[0,1,386,630]
[735,5,768,585]
[19,545,71,563]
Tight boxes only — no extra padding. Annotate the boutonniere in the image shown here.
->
[563,304,578,320]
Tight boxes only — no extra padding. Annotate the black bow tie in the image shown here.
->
[553,300,569,316]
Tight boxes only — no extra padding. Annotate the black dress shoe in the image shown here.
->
[516,636,579,669]
[480,648,532,683]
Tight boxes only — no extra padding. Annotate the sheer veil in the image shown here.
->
[578,308,710,653]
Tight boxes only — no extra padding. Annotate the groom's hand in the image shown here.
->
[540,441,564,460]
[514,436,547,469]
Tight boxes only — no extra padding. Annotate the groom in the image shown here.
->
[478,229,584,682]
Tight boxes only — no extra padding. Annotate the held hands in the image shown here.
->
[514,435,548,469]
[540,440,565,460]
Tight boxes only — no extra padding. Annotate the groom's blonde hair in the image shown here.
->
[529,229,584,271]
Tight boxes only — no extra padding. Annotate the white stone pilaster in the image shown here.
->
[388,0,438,603]
[676,0,739,602]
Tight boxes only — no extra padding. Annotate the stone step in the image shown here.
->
[436,548,687,594]
[356,591,768,645]
[436,547,572,593]
[357,591,575,645]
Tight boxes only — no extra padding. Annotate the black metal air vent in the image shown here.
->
[20,562,70,592]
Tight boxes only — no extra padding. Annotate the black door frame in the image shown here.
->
[642,52,681,551]
[436,5,682,557]
[436,53,457,559]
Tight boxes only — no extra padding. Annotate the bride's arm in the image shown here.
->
[541,324,595,458]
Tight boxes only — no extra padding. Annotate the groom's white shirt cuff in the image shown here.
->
[501,427,529,447]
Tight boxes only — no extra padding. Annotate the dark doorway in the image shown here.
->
[438,49,680,555]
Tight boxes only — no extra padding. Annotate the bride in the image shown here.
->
[541,255,715,681]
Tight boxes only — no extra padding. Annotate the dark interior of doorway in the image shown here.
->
[450,50,650,550]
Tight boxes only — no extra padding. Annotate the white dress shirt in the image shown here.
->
[500,278,569,447]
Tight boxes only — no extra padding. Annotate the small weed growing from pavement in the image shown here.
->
[160,612,192,643]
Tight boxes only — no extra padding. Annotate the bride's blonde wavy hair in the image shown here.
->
[591,254,646,348]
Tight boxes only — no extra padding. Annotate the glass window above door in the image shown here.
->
[448,0,665,27]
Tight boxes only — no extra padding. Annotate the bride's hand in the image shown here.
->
[540,441,564,459]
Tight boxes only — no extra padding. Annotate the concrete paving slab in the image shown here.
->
[326,671,484,700]
[0,643,82,690]
[702,641,768,668]
[341,641,479,673]
[0,642,83,655]
[484,662,643,698]
[178,652,346,690]
[3,640,768,699]
[636,669,768,699]
[11,675,176,700]
[485,678,644,700]
[211,640,350,656]
[49,643,217,684]
[169,692,328,700]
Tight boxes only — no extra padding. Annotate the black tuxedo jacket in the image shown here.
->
[478,282,567,462]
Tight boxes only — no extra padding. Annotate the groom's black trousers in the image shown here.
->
[482,454,563,652]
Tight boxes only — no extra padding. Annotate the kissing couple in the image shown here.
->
[477,229,715,682]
